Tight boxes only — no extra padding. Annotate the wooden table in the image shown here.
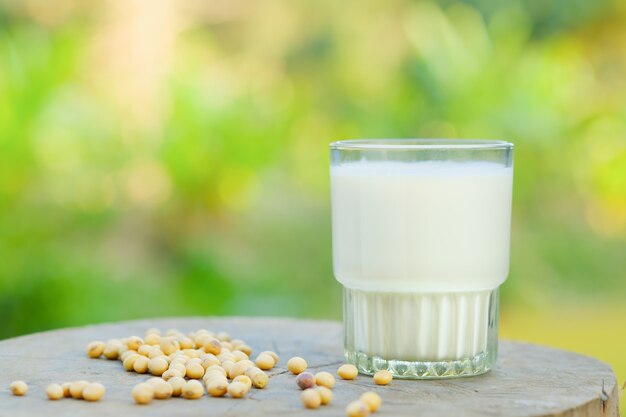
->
[0,317,620,416]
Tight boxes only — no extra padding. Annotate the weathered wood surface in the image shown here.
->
[0,317,619,417]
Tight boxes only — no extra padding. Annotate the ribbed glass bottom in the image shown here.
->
[343,287,499,379]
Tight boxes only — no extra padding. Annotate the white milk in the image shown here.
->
[331,161,513,361]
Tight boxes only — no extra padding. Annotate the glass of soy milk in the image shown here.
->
[330,139,513,378]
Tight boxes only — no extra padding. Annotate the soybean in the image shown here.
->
[360,391,382,412]
[296,372,316,390]
[69,380,89,399]
[151,379,173,399]
[103,339,123,360]
[82,382,106,402]
[373,370,392,386]
[346,400,371,417]
[186,362,205,379]
[227,382,248,398]
[133,356,150,374]
[207,380,228,397]
[10,380,28,396]
[148,357,169,376]
[182,380,204,399]
[233,375,252,390]
[315,371,335,388]
[132,382,154,404]
[255,353,275,370]
[287,356,307,375]
[260,350,279,364]
[86,341,105,358]
[61,382,72,398]
[168,376,186,397]
[45,383,63,400]
[338,364,359,380]
[316,386,333,405]
[300,388,322,409]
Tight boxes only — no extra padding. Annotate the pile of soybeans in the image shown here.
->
[9,327,393,417]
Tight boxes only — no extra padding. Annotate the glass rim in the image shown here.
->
[329,139,513,151]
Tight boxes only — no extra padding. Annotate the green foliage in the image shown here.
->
[0,0,624,346]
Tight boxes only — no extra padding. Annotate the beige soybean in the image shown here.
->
[373,370,392,386]
[123,353,141,371]
[125,336,143,351]
[183,380,204,399]
[227,382,248,398]
[10,380,28,396]
[186,362,205,379]
[69,380,89,399]
[45,383,64,400]
[161,369,182,380]
[251,371,269,389]
[165,328,180,337]
[236,344,252,356]
[170,363,187,377]
[260,350,279,364]
[205,370,228,382]
[315,371,335,388]
[82,382,106,402]
[168,376,186,397]
[202,355,220,369]
[255,353,275,370]
[120,350,138,362]
[207,380,229,397]
[61,382,72,398]
[86,341,105,358]
[133,356,150,373]
[220,360,235,375]
[152,379,173,399]
[301,388,322,409]
[169,356,186,366]
[206,365,227,376]
[144,333,161,346]
[146,377,164,385]
[187,357,203,365]
[132,382,154,405]
[338,364,359,380]
[316,386,333,405]
[216,331,231,341]
[137,344,152,357]
[148,357,169,376]
[228,360,252,379]
[232,350,249,362]
[245,367,269,389]
[204,337,222,355]
[230,338,245,348]
[287,356,307,375]
[117,345,129,358]
[205,376,228,388]
[346,400,371,417]
[179,337,194,350]
[160,338,180,356]
[146,328,161,336]
[103,339,123,360]
[233,375,252,390]
[360,391,382,412]
[148,348,165,359]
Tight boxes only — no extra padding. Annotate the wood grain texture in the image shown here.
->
[0,317,619,417]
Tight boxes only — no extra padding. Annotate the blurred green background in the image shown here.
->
[0,0,624,393]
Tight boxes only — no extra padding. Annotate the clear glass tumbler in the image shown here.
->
[330,139,514,378]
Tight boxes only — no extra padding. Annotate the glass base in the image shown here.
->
[345,349,495,379]
[343,287,499,379]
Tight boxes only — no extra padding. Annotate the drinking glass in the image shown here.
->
[330,139,514,378]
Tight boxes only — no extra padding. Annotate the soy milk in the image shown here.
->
[331,161,513,361]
